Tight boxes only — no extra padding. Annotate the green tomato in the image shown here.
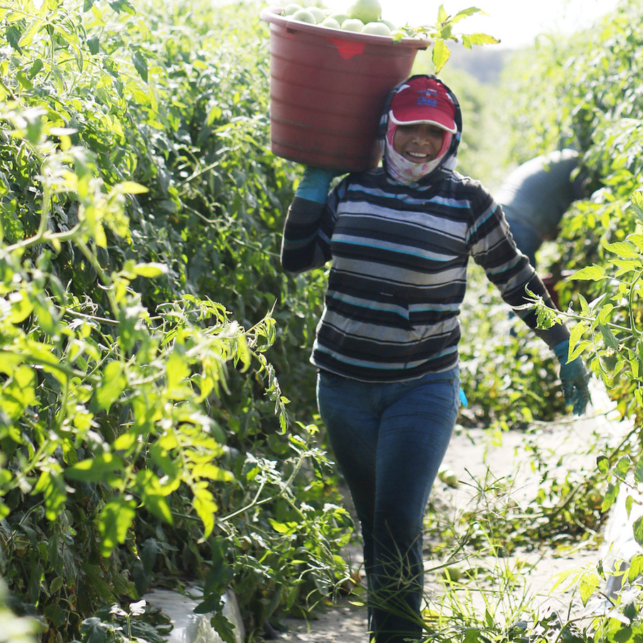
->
[291,8,317,24]
[320,17,341,29]
[442,565,463,582]
[347,0,381,24]
[341,18,364,32]
[308,6,327,22]
[329,12,350,25]
[362,21,391,36]
[284,3,303,15]
[379,19,396,30]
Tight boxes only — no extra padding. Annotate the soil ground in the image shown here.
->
[279,382,630,642]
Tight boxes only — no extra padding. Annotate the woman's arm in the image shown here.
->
[280,168,342,273]
[467,184,589,414]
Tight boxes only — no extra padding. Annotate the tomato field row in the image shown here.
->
[3,0,643,641]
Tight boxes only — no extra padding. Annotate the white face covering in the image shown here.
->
[384,119,454,185]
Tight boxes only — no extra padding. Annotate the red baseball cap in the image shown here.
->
[389,77,457,133]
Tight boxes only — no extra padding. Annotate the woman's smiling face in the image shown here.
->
[393,123,446,164]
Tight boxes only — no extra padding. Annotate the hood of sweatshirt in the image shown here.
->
[378,74,463,183]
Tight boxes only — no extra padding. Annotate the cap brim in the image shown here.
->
[389,112,457,134]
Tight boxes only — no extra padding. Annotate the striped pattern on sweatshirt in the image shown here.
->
[281,168,569,383]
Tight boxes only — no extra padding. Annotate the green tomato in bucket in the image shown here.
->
[308,6,327,22]
[283,3,303,15]
[329,12,350,25]
[361,21,391,35]
[348,0,382,24]
[342,18,364,32]
[320,17,341,28]
[291,8,317,23]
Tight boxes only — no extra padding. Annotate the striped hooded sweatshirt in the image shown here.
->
[281,76,569,383]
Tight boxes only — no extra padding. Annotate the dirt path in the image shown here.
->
[280,382,630,642]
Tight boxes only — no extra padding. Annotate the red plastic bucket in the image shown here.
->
[260,7,429,172]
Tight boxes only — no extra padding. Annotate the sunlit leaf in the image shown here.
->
[97,498,136,557]
[65,454,125,482]
[432,39,450,74]
[568,265,606,281]
[93,361,126,411]
[603,240,639,259]
[132,262,168,278]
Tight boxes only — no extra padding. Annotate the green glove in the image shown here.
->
[295,167,336,203]
[553,339,590,416]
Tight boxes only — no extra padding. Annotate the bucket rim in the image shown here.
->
[260,6,430,49]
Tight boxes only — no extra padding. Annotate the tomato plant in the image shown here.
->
[0,1,351,640]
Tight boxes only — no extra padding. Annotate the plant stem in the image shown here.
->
[629,272,642,336]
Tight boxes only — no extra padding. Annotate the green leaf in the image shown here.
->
[33,470,67,520]
[599,323,619,350]
[143,494,173,524]
[568,322,588,359]
[634,516,643,547]
[113,431,138,452]
[627,233,643,251]
[602,482,619,512]
[597,455,609,473]
[634,457,643,484]
[568,265,606,281]
[235,334,251,373]
[579,572,599,606]
[9,292,33,323]
[598,304,614,324]
[211,613,237,643]
[615,456,631,477]
[132,262,168,278]
[461,32,500,46]
[432,39,450,74]
[612,259,641,276]
[269,519,291,534]
[450,7,486,24]
[603,240,639,259]
[65,453,125,482]
[132,50,148,83]
[628,554,643,583]
[166,351,190,399]
[93,361,126,412]
[116,181,149,194]
[87,36,100,55]
[192,464,234,482]
[631,191,643,222]
[569,340,591,362]
[193,484,217,538]
[437,5,448,22]
[578,294,590,316]
[18,19,43,48]
[97,498,136,557]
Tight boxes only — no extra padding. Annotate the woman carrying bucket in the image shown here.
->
[280,75,590,643]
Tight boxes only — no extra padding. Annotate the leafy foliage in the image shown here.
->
[0,0,351,640]
[505,0,643,596]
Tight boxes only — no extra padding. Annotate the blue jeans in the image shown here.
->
[317,368,460,643]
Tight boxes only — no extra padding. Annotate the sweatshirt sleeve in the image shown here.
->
[466,183,570,348]
[280,178,346,274]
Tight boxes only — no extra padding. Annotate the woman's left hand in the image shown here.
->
[553,340,591,415]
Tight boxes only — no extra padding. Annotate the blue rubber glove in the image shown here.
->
[553,339,590,416]
[295,167,335,204]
